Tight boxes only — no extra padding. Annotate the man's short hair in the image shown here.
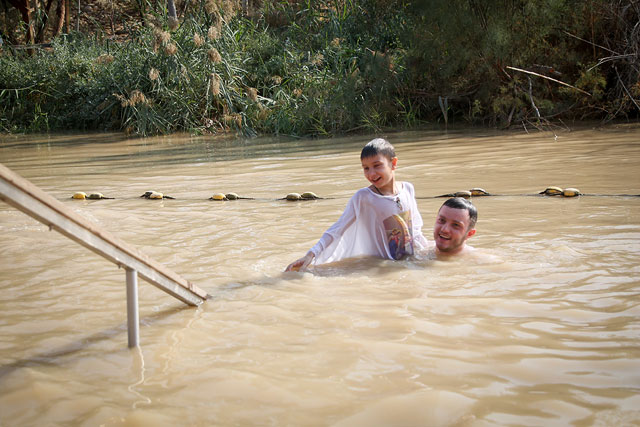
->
[441,197,478,229]
[361,138,396,161]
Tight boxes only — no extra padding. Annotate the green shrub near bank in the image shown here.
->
[0,0,637,136]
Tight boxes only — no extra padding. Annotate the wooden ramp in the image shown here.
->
[0,163,208,346]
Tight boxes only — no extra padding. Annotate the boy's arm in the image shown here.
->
[285,189,361,271]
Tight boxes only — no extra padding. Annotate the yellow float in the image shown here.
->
[539,186,564,196]
[140,191,175,200]
[562,188,581,197]
[210,193,228,201]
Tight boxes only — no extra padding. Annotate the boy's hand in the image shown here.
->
[285,252,315,272]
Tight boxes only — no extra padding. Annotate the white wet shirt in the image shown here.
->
[310,182,428,265]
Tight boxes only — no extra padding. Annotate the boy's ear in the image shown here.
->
[466,228,476,239]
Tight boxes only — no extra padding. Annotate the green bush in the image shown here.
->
[0,0,636,136]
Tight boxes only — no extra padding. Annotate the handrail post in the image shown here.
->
[126,268,140,348]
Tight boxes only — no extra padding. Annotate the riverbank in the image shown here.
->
[1,1,637,137]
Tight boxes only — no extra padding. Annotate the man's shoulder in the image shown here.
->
[464,246,503,263]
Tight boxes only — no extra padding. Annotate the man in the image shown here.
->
[433,197,477,257]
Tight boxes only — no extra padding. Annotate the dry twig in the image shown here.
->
[506,66,591,96]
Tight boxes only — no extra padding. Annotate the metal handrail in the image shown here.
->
[0,163,208,347]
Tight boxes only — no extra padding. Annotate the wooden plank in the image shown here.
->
[0,163,207,306]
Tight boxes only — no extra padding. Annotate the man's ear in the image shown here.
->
[391,157,398,169]
[466,228,476,239]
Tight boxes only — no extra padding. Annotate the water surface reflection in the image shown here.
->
[0,126,639,426]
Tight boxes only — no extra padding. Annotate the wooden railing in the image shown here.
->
[0,163,208,347]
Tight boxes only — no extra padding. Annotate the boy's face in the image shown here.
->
[361,154,397,189]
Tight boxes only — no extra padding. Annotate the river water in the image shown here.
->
[0,126,639,426]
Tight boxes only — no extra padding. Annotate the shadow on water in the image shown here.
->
[308,256,428,277]
[0,273,303,381]
[0,304,192,381]
[89,129,519,167]
[1,128,507,169]
[0,266,357,379]
[72,134,370,167]
[0,132,128,149]
[216,257,432,291]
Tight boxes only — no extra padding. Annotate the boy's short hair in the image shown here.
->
[441,197,478,230]
[361,138,396,160]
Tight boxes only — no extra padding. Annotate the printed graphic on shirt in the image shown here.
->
[383,210,414,260]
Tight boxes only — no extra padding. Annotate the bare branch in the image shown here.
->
[614,66,640,113]
[506,66,592,96]
[528,77,541,119]
[588,54,637,72]
[562,30,619,56]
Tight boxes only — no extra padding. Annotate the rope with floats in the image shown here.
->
[429,186,586,198]
[71,190,326,201]
[427,186,640,198]
[69,187,640,201]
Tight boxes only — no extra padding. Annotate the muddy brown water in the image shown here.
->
[0,126,639,426]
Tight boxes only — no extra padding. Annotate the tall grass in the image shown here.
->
[0,0,636,136]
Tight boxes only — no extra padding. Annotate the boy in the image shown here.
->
[285,138,428,271]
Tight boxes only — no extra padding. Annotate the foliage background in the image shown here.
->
[0,0,638,136]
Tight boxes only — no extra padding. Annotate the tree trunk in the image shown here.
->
[64,0,69,32]
[167,0,178,29]
[167,0,176,19]
[6,0,34,43]
[31,0,39,43]
[55,0,66,36]
[35,0,57,42]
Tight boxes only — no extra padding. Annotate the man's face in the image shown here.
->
[433,205,476,255]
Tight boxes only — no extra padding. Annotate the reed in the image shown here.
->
[0,0,634,136]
